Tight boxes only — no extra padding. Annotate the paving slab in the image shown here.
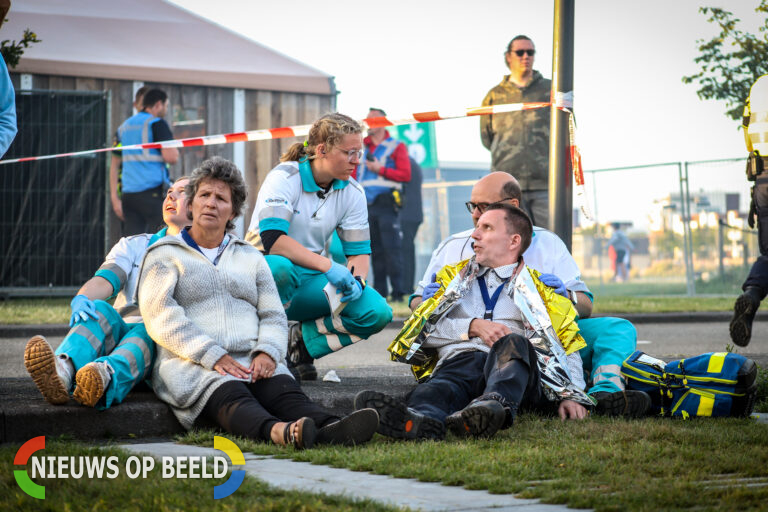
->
[120,441,573,512]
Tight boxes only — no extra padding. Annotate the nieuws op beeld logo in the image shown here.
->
[13,435,246,500]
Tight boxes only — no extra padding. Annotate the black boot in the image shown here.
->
[286,322,317,381]
[445,397,508,439]
[730,286,763,347]
[353,390,445,440]
[592,390,651,417]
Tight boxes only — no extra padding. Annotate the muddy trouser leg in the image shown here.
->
[481,334,544,426]
[407,351,487,423]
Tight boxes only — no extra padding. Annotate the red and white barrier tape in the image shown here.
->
[564,107,592,221]
[0,101,551,165]
[0,97,590,217]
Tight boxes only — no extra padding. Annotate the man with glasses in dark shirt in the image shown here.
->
[480,35,552,227]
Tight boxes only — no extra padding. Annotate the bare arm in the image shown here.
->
[409,295,423,311]
[76,276,115,302]
[574,292,592,319]
[109,154,123,220]
[347,254,370,279]
[161,148,179,165]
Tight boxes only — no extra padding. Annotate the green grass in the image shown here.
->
[1,439,402,511]
[592,296,736,314]
[585,266,747,299]
[0,294,742,325]
[0,298,70,325]
[757,366,768,413]
[177,415,768,512]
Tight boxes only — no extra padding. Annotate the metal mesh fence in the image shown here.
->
[413,158,757,296]
[0,90,109,295]
[685,159,757,295]
[577,158,757,296]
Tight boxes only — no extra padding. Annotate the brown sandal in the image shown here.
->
[282,417,317,449]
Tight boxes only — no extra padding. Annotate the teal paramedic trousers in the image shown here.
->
[55,300,155,410]
[266,255,392,359]
[577,317,637,394]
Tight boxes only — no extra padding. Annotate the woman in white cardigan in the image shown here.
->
[138,157,378,449]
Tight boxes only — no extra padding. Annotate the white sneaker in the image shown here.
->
[24,335,73,405]
[73,361,112,407]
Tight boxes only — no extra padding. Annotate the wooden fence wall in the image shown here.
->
[9,72,335,245]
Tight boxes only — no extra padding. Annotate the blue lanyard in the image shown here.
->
[477,274,509,320]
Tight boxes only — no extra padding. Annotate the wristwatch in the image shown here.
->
[569,289,578,305]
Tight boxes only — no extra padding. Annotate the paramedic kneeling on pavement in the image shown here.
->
[246,113,392,381]
[356,204,591,440]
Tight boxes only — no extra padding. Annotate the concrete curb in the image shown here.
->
[2,311,766,338]
[0,376,416,443]
[3,366,766,443]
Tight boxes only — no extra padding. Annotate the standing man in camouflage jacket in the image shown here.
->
[480,35,551,227]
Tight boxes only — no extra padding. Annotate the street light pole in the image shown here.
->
[548,0,575,250]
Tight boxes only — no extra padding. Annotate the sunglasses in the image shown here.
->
[512,49,535,57]
[464,198,516,214]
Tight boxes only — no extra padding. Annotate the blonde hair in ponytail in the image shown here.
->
[281,113,363,162]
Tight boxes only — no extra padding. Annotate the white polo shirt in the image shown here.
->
[94,228,167,316]
[249,160,370,256]
[415,226,591,298]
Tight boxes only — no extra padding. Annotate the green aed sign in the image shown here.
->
[390,122,438,169]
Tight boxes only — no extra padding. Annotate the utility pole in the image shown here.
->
[548,0,575,250]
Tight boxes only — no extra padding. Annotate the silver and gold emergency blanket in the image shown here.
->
[388,257,592,406]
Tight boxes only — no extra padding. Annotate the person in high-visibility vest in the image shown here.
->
[731,74,768,347]
[356,108,412,303]
[110,89,179,236]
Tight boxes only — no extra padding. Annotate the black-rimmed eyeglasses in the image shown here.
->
[465,198,516,214]
[513,49,535,57]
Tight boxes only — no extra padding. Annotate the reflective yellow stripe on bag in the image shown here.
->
[697,395,715,416]
[707,352,727,374]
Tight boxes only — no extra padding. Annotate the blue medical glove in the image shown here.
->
[325,262,356,294]
[538,273,568,298]
[69,294,98,327]
[340,280,363,303]
[422,273,441,301]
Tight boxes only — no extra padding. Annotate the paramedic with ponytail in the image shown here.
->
[246,113,392,380]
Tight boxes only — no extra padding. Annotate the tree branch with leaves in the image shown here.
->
[682,1,768,122]
[1,26,41,69]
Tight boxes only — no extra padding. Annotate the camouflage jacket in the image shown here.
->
[480,71,551,191]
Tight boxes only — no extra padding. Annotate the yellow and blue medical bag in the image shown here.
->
[621,351,758,418]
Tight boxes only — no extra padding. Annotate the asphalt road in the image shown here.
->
[2,320,766,380]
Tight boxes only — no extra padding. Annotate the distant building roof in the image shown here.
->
[5,0,334,94]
